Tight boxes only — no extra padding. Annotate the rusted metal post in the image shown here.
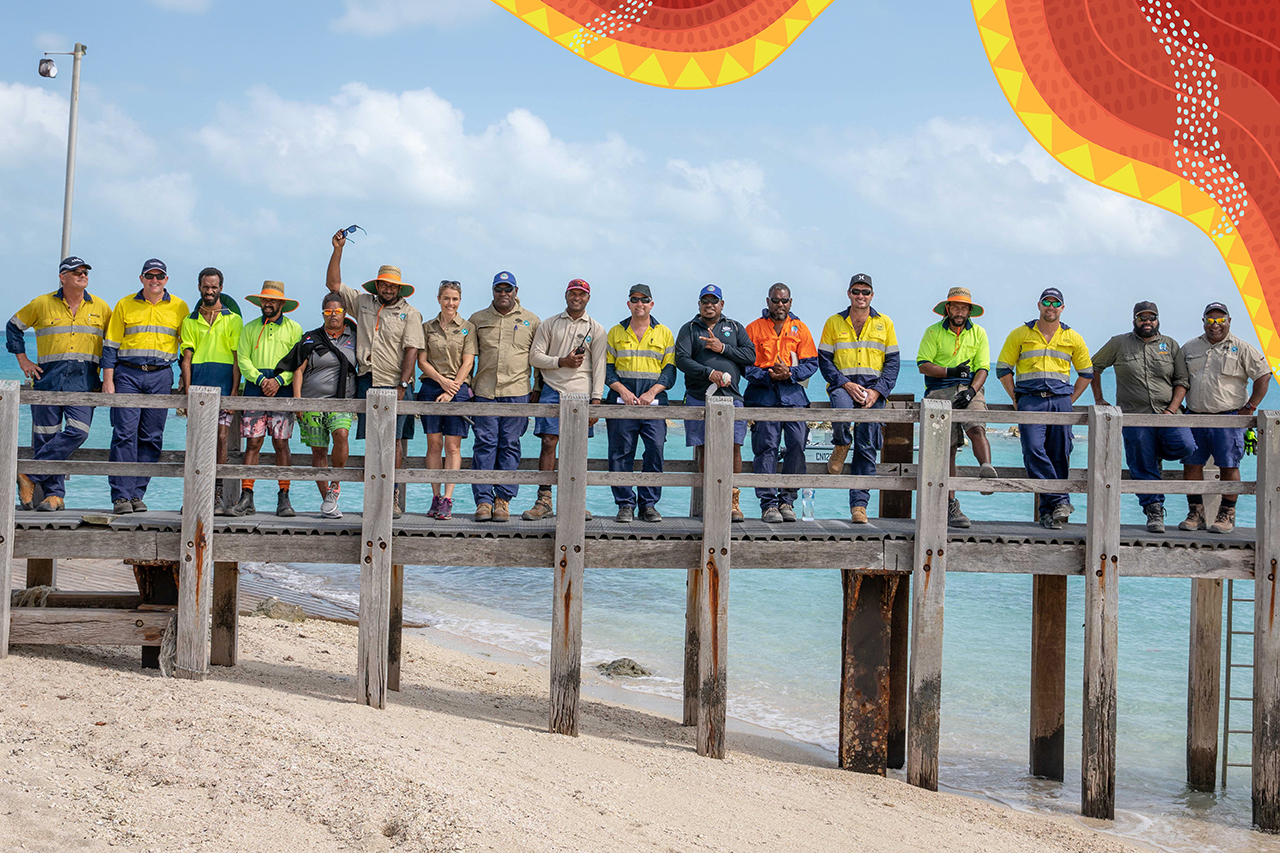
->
[0,381,20,659]
[1253,410,1280,831]
[881,393,914,769]
[175,385,220,681]
[697,395,735,758]
[840,571,899,774]
[1187,577,1223,790]
[1030,575,1067,780]
[210,561,239,667]
[550,392,588,735]
[357,389,396,708]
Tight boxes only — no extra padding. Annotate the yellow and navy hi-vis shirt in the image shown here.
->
[996,320,1093,395]
[816,308,901,395]
[102,290,190,370]
[604,317,677,403]
[5,288,111,391]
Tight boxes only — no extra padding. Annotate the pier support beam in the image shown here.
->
[697,396,735,758]
[1030,575,1067,781]
[1082,405,1121,819]
[357,389,396,708]
[210,561,239,667]
[25,559,56,588]
[550,393,588,736]
[683,564,701,726]
[0,381,19,659]
[1187,577,1223,790]
[881,393,914,769]
[175,385,220,681]
[840,571,899,774]
[388,563,404,692]
[1254,411,1280,831]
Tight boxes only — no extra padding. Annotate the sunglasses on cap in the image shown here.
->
[1040,298,1062,308]
[848,287,872,296]
[322,308,346,317]
[492,284,515,294]
[1203,316,1230,325]
[629,295,652,304]
[143,271,167,281]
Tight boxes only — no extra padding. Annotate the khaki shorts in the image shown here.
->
[925,385,986,445]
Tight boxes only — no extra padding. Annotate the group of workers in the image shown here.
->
[7,232,1272,535]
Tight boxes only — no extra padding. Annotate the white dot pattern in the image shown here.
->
[1140,1,1247,238]
[569,0,654,53]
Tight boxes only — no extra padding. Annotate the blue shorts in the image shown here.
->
[418,380,471,437]
[534,386,594,437]
[356,373,413,440]
[1185,416,1246,468]
[684,394,747,447]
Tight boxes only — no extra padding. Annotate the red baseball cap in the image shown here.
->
[567,279,591,294]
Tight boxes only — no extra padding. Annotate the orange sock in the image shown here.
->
[242,479,255,492]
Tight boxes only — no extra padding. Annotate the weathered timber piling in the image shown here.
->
[1030,574,1067,780]
[1254,411,1280,831]
[696,395,734,758]
[175,385,219,681]
[1187,576,1223,791]
[0,380,19,659]
[550,392,588,736]
[357,388,396,708]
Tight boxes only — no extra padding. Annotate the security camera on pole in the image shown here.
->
[37,42,87,262]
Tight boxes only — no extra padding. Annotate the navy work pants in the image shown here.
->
[751,418,808,509]
[30,404,93,499]
[1017,393,1072,513]
[471,394,529,506]
[606,412,667,508]
[828,387,884,507]
[109,365,172,503]
[1122,425,1197,508]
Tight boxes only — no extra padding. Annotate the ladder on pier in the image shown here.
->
[1222,578,1254,784]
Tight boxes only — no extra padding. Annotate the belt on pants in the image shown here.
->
[1017,390,1066,399]
[121,363,166,372]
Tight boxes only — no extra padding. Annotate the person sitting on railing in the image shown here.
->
[915,287,997,529]
[817,273,897,525]
[178,267,242,516]
[229,282,303,518]
[605,284,676,524]
[101,259,190,515]
[524,279,606,522]
[674,284,756,523]
[1090,301,1195,534]
[746,283,819,524]
[1175,302,1272,535]
[996,288,1093,530]
[416,280,477,521]
[7,255,111,512]
[277,292,358,520]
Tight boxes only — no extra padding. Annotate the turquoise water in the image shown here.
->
[9,353,1279,852]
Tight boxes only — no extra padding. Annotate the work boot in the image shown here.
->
[1051,502,1074,524]
[948,498,971,529]
[826,444,850,475]
[276,489,295,518]
[978,463,997,496]
[213,484,226,517]
[585,509,593,521]
[762,505,784,524]
[1209,505,1236,535]
[522,488,555,521]
[616,504,634,523]
[35,495,64,512]
[1144,502,1165,534]
[1179,503,1206,531]
[16,474,35,510]
[731,488,744,523]
[436,497,453,520]
[779,503,797,522]
[849,506,868,524]
[229,488,255,517]
[1039,512,1063,530]
[640,504,662,523]
[475,502,493,522]
[113,498,133,514]
[392,491,403,519]
[492,498,511,523]
[132,497,148,513]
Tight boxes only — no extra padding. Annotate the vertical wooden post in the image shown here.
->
[0,381,20,659]
[683,565,701,726]
[175,386,220,681]
[357,389,397,708]
[1030,575,1067,780]
[1082,405,1121,819]
[839,572,899,774]
[210,561,239,667]
[881,393,914,769]
[1187,577,1223,790]
[550,392,589,735]
[697,396,734,758]
[25,559,56,588]
[388,563,404,692]
[1253,411,1280,830]
[907,397,951,790]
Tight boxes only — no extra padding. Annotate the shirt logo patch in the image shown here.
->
[1231,345,1238,353]
[523,320,530,326]
[791,325,798,333]
[1158,342,1169,352]
[723,329,731,337]
[461,328,468,335]
[584,335,592,343]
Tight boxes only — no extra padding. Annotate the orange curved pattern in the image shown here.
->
[488,0,833,88]
[974,0,1280,373]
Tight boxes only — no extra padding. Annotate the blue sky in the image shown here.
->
[0,0,1248,370]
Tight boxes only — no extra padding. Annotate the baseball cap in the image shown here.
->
[849,273,873,289]
[629,284,653,299]
[1203,302,1231,317]
[140,258,167,276]
[492,271,517,288]
[59,256,91,274]
[699,284,723,300]
[566,278,590,294]
[1039,287,1064,304]
[1133,301,1159,317]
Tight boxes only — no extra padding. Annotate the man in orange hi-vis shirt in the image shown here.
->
[744,283,818,523]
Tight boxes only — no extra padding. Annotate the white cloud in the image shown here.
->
[91,172,201,243]
[0,83,156,173]
[35,33,68,53]
[331,0,491,35]
[148,0,212,12]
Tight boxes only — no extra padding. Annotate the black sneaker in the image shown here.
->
[616,505,634,523]
[1039,512,1063,530]
[640,505,663,523]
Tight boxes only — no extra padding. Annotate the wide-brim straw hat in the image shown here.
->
[362,265,414,298]
[245,281,299,313]
[933,286,983,318]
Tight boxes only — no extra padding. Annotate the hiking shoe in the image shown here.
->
[826,443,850,476]
[978,463,997,495]
[213,484,226,516]
[640,505,662,523]
[1209,505,1236,535]
[131,497,148,513]
[436,497,453,520]
[779,503,797,523]
[616,505,634,523]
[35,495,64,512]
[1144,502,1165,534]
[492,498,511,523]
[321,486,342,519]
[523,489,555,521]
[1179,503,1206,531]
[762,505,784,524]
[392,491,403,519]
[113,498,133,514]
[1051,502,1074,523]
[850,506,868,524]
[475,502,493,522]
[1039,513,1063,530]
[16,474,35,510]
[731,487,744,523]
[426,495,443,519]
[276,489,295,518]
[229,489,255,517]
[948,498,971,529]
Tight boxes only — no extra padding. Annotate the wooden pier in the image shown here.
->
[1,382,1277,831]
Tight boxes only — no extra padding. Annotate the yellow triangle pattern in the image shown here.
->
[675,57,711,88]
[1057,144,1094,181]
[629,54,668,86]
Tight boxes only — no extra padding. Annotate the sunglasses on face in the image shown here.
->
[699,297,721,306]
[1134,314,1158,322]
[848,288,872,296]
[1040,299,1062,308]
[322,308,346,316]
[768,297,791,304]
[492,285,515,294]
[1204,316,1230,325]
[143,272,167,281]
[65,269,88,278]
[629,296,652,304]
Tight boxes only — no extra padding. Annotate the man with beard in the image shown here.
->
[229,282,303,517]
[179,267,243,514]
[1175,302,1271,534]
[1090,301,1196,532]
[915,287,997,529]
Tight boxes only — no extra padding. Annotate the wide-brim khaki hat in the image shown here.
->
[933,287,983,318]
[245,281,299,313]
[362,265,415,298]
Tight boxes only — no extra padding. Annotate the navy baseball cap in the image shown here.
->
[492,271,516,288]
[59,256,90,274]
[849,273,873,289]
[141,258,167,275]
[1039,287,1064,304]
[1203,302,1231,317]
[699,284,723,300]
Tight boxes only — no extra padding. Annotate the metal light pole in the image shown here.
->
[39,43,87,261]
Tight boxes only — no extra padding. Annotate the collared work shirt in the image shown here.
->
[1091,332,1187,414]
[916,318,991,391]
[1177,332,1271,412]
[530,310,607,400]
[605,317,677,403]
[743,312,819,408]
[181,305,243,395]
[674,313,755,401]
[996,321,1093,395]
[468,300,541,398]
[337,284,426,387]
[238,315,304,389]
[6,288,111,392]
[817,308,900,397]
[422,313,478,380]
[102,290,190,370]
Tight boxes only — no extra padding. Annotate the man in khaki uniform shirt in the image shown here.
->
[1176,301,1272,534]
[468,271,540,522]
[522,278,607,520]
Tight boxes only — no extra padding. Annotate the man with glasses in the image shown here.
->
[675,284,755,523]
[605,284,676,523]
[746,283,818,523]
[818,273,899,524]
[6,256,111,512]
[1175,302,1271,534]
[1090,301,1196,533]
[102,260,190,514]
[469,271,540,522]
[996,288,1093,529]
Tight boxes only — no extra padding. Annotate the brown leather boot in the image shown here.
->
[850,506,868,524]
[731,487,744,523]
[1209,505,1236,534]
[474,503,493,522]
[522,488,554,521]
[826,444,850,475]
[1179,503,1206,531]
[16,474,35,510]
[492,498,511,522]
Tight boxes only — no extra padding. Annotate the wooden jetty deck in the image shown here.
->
[2,383,1279,832]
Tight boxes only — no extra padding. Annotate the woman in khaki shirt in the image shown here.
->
[417,281,478,520]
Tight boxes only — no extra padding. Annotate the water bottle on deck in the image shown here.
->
[800,488,815,521]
